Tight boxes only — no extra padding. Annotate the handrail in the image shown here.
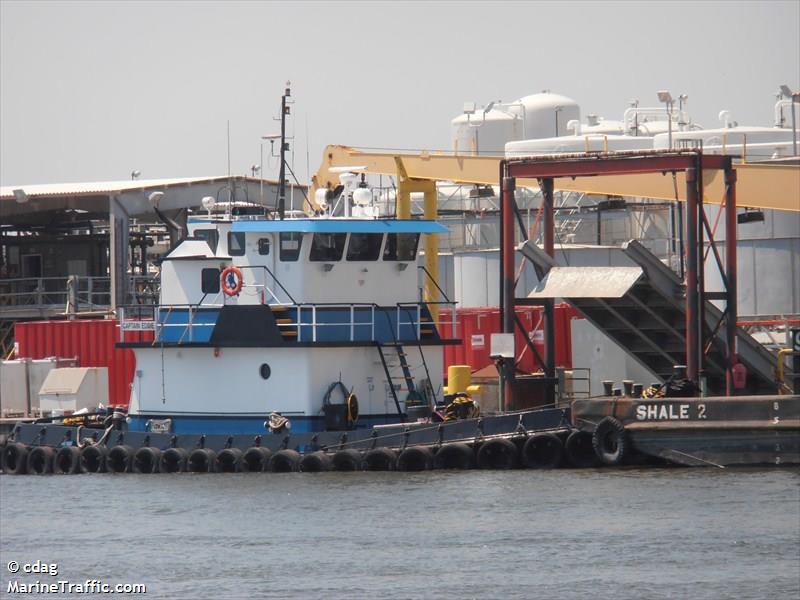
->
[417,265,453,304]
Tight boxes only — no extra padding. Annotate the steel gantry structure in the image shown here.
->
[498,150,742,407]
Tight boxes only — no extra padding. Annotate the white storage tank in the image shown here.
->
[451,91,580,155]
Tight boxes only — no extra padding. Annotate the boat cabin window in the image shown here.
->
[257,238,271,256]
[228,232,246,256]
[279,232,303,262]
[346,233,383,261]
[383,233,419,261]
[195,229,219,253]
[201,268,221,294]
[310,233,346,262]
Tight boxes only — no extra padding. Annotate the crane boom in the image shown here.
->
[311,144,799,212]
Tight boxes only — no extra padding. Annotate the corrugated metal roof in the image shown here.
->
[0,175,277,200]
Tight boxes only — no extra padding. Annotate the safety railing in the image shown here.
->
[118,299,459,346]
[0,276,158,312]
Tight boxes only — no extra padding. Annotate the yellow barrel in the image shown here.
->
[447,365,472,395]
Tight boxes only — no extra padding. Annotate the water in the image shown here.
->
[1,468,799,599]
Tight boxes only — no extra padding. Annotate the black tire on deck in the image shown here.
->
[27,446,55,475]
[592,417,629,466]
[476,438,519,470]
[331,449,362,471]
[241,447,271,472]
[160,447,189,473]
[564,430,599,468]
[216,448,244,473]
[521,433,564,469]
[299,451,333,472]
[1,443,29,475]
[188,448,217,473]
[80,445,107,474]
[132,447,162,474]
[362,447,397,471]
[397,446,434,471]
[433,443,475,470]
[54,446,82,474]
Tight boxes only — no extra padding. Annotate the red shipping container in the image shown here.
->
[14,319,153,408]
[440,304,579,378]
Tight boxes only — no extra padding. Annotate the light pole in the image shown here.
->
[657,90,674,149]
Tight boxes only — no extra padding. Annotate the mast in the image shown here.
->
[278,82,290,220]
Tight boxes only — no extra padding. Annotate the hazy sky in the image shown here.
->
[1,0,798,186]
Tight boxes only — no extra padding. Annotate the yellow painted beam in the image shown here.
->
[312,145,800,212]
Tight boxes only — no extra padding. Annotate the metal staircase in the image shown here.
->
[521,240,789,395]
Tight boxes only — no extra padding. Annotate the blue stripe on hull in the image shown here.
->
[127,414,404,435]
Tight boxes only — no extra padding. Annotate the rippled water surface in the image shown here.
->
[1,468,799,599]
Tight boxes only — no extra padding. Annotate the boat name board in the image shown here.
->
[120,321,157,331]
[635,402,708,421]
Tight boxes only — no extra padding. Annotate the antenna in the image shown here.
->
[226,120,231,178]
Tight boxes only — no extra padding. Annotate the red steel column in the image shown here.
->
[725,166,738,395]
[501,175,516,410]
[685,166,700,382]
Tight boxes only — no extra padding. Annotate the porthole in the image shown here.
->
[259,363,271,380]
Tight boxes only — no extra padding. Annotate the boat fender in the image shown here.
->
[220,265,244,296]
[241,447,272,472]
[188,448,217,473]
[268,449,301,473]
[592,417,629,466]
[160,447,189,473]
[397,446,434,471]
[433,443,475,470]
[363,447,397,471]
[1,442,29,475]
[476,438,519,470]
[54,446,82,474]
[331,449,362,471]
[521,433,564,469]
[107,445,135,473]
[216,448,244,473]
[564,430,599,468]
[299,451,333,472]
[132,447,162,474]
[80,444,107,473]
[27,446,55,475]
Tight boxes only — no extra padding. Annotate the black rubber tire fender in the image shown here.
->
[521,433,564,469]
[188,448,217,473]
[132,447,162,474]
[80,445,107,473]
[2,442,29,475]
[564,430,599,468]
[362,447,397,471]
[592,417,629,466]
[54,446,82,474]
[216,448,244,473]
[331,449,362,471]
[241,447,271,472]
[397,446,434,471]
[160,447,189,473]
[27,446,55,475]
[433,443,475,470]
[476,438,519,470]
[107,445,134,473]
[299,451,333,472]
[268,449,301,473]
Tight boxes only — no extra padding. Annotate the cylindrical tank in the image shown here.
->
[506,134,653,157]
[450,91,580,155]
